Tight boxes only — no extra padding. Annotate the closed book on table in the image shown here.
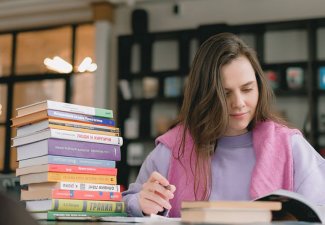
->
[26,199,125,213]
[21,189,122,201]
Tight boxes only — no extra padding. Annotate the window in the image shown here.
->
[0,23,96,172]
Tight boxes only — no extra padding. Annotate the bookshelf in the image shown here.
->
[117,18,325,188]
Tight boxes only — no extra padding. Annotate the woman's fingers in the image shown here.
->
[139,188,172,210]
[139,171,176,215]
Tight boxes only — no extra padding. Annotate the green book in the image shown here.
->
[32,211,127,221]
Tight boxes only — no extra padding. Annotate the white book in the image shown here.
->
[16,100,113,118]
[12,128,123,147]
[28,181,120,192]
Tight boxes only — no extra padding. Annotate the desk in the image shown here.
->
[39,221,321,225]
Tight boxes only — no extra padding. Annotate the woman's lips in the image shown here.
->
[230,112,248,118]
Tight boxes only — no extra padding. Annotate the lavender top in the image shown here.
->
[122,132,325,217]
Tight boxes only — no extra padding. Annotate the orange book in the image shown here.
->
[19,171,116,185]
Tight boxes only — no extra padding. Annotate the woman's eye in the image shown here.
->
[243,88,252,92]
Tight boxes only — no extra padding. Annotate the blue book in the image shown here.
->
[48,110,115,126]
[319,67,325,90]
[19,155,116,168]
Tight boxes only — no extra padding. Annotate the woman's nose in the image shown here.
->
[231,93,245,109]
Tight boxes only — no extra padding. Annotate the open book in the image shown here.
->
[255,189,325,223]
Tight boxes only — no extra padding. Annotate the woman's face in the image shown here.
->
[221,56,259,136]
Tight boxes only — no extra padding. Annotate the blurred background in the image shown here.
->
[1,0,325,197]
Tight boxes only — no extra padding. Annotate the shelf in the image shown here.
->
[119,96,182,104]
[117,17,325,187]
[274,89,307,96]
[119,70,188,80]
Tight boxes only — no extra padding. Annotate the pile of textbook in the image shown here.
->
[11,100,126,220]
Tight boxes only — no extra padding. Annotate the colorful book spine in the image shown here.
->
[18,139,121,161]
[47,155,116,168]
[29,182,121,192]
[47,164,117,175]
[17,100,114,118]
[16,164,117,176]
[50,199,125,212]
[19,155,116,168]
[51,189,122,201]
[35,211,127,221]
[13,129,123,147]
[46,100,114,118]
[48,123,120,136]
[20,172,116,185]
[48,110,115,126]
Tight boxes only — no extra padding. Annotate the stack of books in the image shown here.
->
[11,100,127,220]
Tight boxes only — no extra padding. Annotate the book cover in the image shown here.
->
[17,118,119,137]
[17,100,114,118]
[19,172,117,185]
[32,211,127,221]
[13,128,123,147]
[181,208,273,224]
[28,182,120,193]
[21,189,122,201]
[255,189,325,223]
[16,139,121,161]
[16,164,117,176]
[11,109,115,127]
[26,199,125,213]
[18,155,116,168]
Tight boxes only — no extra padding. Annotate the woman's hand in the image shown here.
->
[139,171,176,215]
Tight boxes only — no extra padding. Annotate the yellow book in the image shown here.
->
[19,171,116,185]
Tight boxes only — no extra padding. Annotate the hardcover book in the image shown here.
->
[11,109,115,127]
[32,211,127,221]
[16,164,117,176]
[19,171,117,185]
[181,201,281,224]
[12,128,123,147]
[21,189,122,201]
[16,139,121,161]
[18,155,116,168]
[17,118,120,137]
[26,199,125,213]
[16,100,114,118]
[28,182,121,193]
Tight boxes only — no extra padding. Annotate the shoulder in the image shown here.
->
[155,125,185,149]
[254,120,301,136]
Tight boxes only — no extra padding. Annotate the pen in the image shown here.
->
[164,184,171,190]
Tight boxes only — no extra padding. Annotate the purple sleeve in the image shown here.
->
[122,143,171,216]
[292,134,325,205]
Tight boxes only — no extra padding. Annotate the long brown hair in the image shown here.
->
[176,32,286,200]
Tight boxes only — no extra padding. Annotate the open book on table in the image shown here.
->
[255,189,325,223]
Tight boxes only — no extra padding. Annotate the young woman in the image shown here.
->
[122,33,325,217]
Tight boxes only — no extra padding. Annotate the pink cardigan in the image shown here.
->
[155,120,301,217]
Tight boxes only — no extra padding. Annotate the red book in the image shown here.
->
[21,189,122,201]
[16,164,117,176]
